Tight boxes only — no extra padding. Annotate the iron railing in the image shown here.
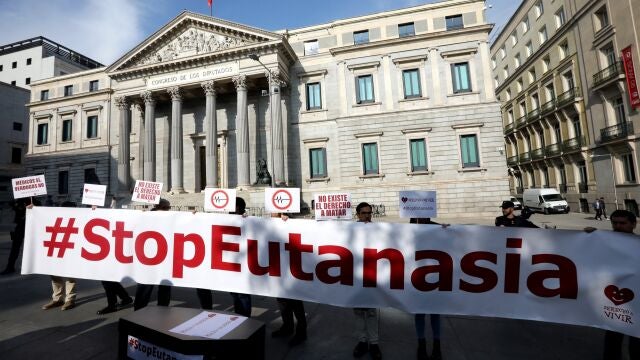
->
[562,136,585,152]
[556,87,579,107]
[545,143,562,156]
[531,148,545,160]
[527,108,541,121]
[504,122,516,134]
[507,155,519,166]
[593,61,623,87]
[519,152,531,162]
[515,115,527,129]
[541,99,555,114]
[600,122,634,143]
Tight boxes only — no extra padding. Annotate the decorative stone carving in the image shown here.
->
[255,159,272,185]
[201,80,216,95]
[137,27,249,66]
[140,91,155,104]
[167,86,182,101]
[115,96,129,110]
[232,75,247,89]
[266,69,286,87]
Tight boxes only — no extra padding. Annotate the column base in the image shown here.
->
[169,188,186,194]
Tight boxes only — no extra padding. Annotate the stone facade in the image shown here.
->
[26,0,508,216]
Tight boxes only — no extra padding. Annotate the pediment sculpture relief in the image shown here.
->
[137,28,249,66]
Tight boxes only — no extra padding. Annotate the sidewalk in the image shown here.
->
[0,213,621,360]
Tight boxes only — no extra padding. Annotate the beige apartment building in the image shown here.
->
[492,0,640,214]
[26,0,509,217]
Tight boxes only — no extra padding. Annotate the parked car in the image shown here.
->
[522,188,570,214]
[510,197,523,210]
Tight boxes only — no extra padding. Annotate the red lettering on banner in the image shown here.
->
[247,239,281,276]
[113,221,134,263]
[135,231,168,266]
[316,245,354,285]
[284,233,314,281]
[82,218,110,261]
[172,233,205,278]
[363,248,405,289]
[411,250,454,291]
[459,252,498,293]
[504,238,522,293]
[211,225,241,272]
[527,254,578,299]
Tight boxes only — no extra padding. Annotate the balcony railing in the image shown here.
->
[507,155,519,166]
[515,115,527,129]
[527,108,540,121]
[562,136,585,152]
[545,143,562,156]
[559,183,568,193]
[600,121,634,143]
[504,122,516,134]
[540,99,555,114]
[593,61,624,87]
[531,147,545,160]
[556,87,579,107]
[519,152,531,162]
[578,182,588,193]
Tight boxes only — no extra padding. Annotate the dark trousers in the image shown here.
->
[196,288,213,310]
[603,330,640,360]
[276,298,306,334]
[231,293,252,317]
[4,233,23,271]
[134,284,171,310]
[101,281,131,307]
[595,209,603,220]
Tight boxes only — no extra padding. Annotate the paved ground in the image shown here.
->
[0,212,628,360]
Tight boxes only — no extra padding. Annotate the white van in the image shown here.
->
[522,188,570,214]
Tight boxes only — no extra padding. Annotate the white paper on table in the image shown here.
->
[168,311,248,339]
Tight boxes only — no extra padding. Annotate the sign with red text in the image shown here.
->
[203,188,236,212]
[82,184,107,207]
[131,180,163,204]
[314,192,352,220]
[399,190,437,218]
[21,207,640,337]
[12,175,47,199]
[127,335,203,360]
[265,188,300,213]
[622,46,640,109]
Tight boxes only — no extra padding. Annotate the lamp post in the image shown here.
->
[248,53,275,187]
[590,153,619,210]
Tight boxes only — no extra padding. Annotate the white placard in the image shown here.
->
[264,188,300,213]
[399,190,437,218]
[12,175,47,199]
[203,188,237,212]
[131,180,163,204]
[314,192,352,220]
[127,335,203,360]
[82,184,107,207]
[169,311,248,339]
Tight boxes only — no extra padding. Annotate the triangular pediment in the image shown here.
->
[108,11,283,73]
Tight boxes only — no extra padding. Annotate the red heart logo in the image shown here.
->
[604,285,635,306]
[85,188,89,192]
[401,197,408,203]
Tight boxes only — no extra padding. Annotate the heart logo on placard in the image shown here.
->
[85,188,89,192]
[604,285,635,306]
[401,197,408,203]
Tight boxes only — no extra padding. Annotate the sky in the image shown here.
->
[0,0,521,65]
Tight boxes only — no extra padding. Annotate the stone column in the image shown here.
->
[134,102,145,180]
[202,80,218,188]
[269,70,286,185]
[141,91,156,181]
[167,86,184,192]
[233,75,250,187]
[115,96,130,193]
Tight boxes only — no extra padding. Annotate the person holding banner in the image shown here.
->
[495,201,538,228]
[227,197,252,317]
[352,202,382,360]
[410,218,444,360]
[1,197,39,275]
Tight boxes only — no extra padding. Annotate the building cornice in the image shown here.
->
[27,89,113,108]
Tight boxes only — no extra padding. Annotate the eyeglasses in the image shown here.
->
[359,211,372,215]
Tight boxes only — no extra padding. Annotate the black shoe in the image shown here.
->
[118,297,133,308]
[431,340,442,360]
[369,343,382,360]
[288,332,307,347]
[96,306,118,315]
[417,339,429,360]
[272,326,294,338]
[353,341,369,357]
[0,268,15,275]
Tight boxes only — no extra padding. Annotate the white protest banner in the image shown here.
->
[399,190,437,218]
[12,175,47,199]
[169,311,248,339]
[127,335,203,360]
[82,184,107,207]
[22,207,640,337]
[265,188,300,213]
[131,180,163,204]
[314,192,352,220]
[203,188,236,212]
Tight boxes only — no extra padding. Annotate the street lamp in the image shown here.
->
[590,153,619,210]
[248,53,275,187]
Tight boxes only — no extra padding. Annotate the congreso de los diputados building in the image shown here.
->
[24,0,508,217]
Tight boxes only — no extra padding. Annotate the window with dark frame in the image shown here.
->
[25,77,30,85]
[62,119,73,142]
[306,82,322,110]
[64,85,73,96]
[460,134,479,168]
[622,153,637,183]
[353,30,370,45]
[304,40,319,56]
[402,69,421,98]
[11,147,21,164]
[11,61,17,69]
[37,123,48,145]
[89,80,99,92]
[40,90,49,101]
[84,168,98,184]
[10,81,16,86]
[26,58,32,65]
[362,142,379,175]
[451,62,472,93]
[13,122,22,131]
[409,138,428,172]
[356,75,375,103]
[58,171,69,195]
[309,148,327,178]
[87,115,98,138]
[446,14,463,30]
[398,22,415,37]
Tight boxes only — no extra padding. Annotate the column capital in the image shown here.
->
[140,90,155,105]
[201,80,217,95]
[115,96,129,110]
[133,102,144,113]
[267,69,286,87]
[232,75,247,90]
[167,86,182,101]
